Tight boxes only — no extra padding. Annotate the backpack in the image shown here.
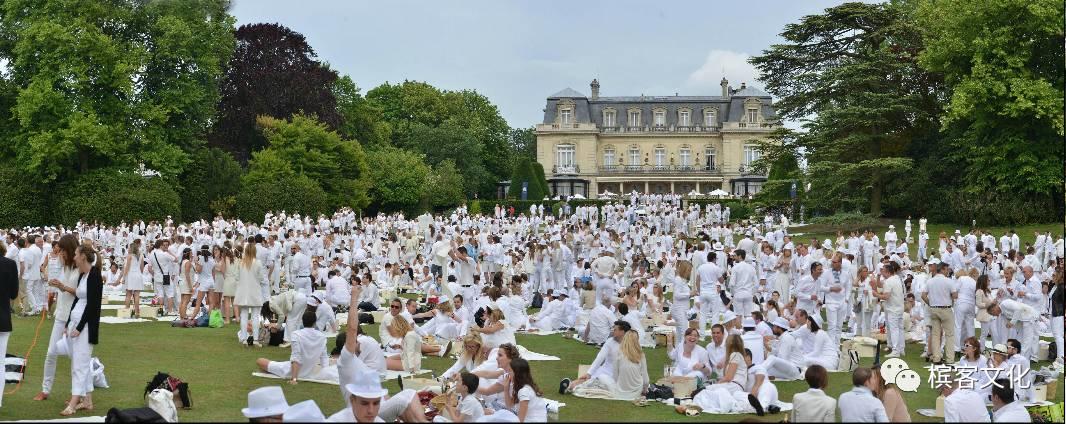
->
[4,354,24,384]
[105,407,167,423]
[645,383,673,400]
[147,389,179,422]
[531,292,543,309]
[358,313,374,324]
[145,372,192,409]
[208,310,223,328]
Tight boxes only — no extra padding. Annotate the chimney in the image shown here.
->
[590,79,600,100]
[740,82,747,90]
[720,77,729,97]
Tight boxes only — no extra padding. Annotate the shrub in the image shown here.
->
[809,211,878,227]
[0,162,51,227]
[55,168,181,225]
[234,173,328,222]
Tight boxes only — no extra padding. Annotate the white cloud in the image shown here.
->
[683,49,761,93]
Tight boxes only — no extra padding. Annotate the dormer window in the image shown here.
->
[561,109,572,125]
[627,109,641,127]
[679,110,691,126]
[704,108,718,128]
[603,108,616,127]
[653,110,665,127]
[747,108,758,123]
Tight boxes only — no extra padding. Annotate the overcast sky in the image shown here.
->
[230,0,847,128]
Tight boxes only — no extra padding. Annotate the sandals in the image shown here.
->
[33,392,49,401]
[60,405,77,416]
[76,400,93,411]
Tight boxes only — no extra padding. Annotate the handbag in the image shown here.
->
[153,252,170,285]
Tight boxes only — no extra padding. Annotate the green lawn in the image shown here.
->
[789,219,1062,252]
[1,309,1062,422]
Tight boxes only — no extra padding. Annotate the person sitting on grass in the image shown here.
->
[434,372,486,423]
[569,329,649,401]
[559,320,630,394]
[256,310,326,385]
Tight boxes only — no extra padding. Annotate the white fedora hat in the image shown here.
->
[283,399,325,422]
[242,386,290,418]
[344,369,389,399]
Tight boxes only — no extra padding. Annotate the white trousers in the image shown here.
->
[284,299,308,343]
[1015,321,1038,361]
[954,304,975,350]
[733,295,754,318]
[26,279,45,312]
[594,277,615,304]
[856,310,875,338]
[68,329,93,397]
[41,319,67,394]
[1052,315,1064,360]
[762,356,801,380]
[697,292,720,335]
[0,332,8,407]
[825,305,843,343]
[238,306,261,342]
[672,298,689,340]
[886,313,904,354]
[293,277,312,296]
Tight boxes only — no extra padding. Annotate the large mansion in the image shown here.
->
[535,78,779,199]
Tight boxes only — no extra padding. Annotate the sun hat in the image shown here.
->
[283,400,325,422]
[771,317,791,330]
[344,369,389,399]
[713,242,724,251]
[242,386,290,418]
[741,317,756,329]
[992,344,1009,356]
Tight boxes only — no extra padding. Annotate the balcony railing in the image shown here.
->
[600,125,721,134]
[723,121,778,130]
[738,164,768,176]
[552,165,580,174]
[599,164,721,175]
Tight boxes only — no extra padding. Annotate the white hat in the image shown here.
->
[713,242,724,251]
[822,239,833,250]
[344,369,389,399]
[284,400,325,422]
[771,317,791,330]
[991,344,1009,355]
[741,317,756,328]
[242,386,290,418]
[927,257,940,265]
[889,225,895,229]
[783,242,794,251]
[721,310,737,324]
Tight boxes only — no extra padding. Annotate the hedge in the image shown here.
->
[683,199,756,222]
[0,163,51,228]
[55,167,182,226]
[234,173,328,223]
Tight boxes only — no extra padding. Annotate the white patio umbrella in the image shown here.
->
[572,193,586,199]
[552,195,561,200]
[687,190,701,197]
[708,189,730,197]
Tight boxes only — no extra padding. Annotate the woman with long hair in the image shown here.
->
[59,243,102,416]
[801,314,839,370]
[471,307,515,350]
[384,315,422,373]
[958,336,992,396]
[177,248,194,320]
[668,328,710,378]
[221,243,239,324]
[233,243,265,346]
[36,234,79,402]
[871,366,911,422]
[505,358,546,422]
[120,239,144,314]
[774,247,793,304]
[193,245,216,312]
[210,246,226,320]
[974,274,995,345]
[671,260,693,341]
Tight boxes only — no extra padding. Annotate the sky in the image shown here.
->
[229,0,848,128]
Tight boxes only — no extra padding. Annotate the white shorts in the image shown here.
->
[198,279,215,292]
[156,282,175,299]
[267,360,293,378]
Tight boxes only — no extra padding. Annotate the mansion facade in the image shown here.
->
[535,78,778,199]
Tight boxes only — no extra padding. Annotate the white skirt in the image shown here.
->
[125,271,144,291]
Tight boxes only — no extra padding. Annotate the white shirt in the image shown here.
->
[944,389,990,423]
[695,262,723,293]
[924,275,957,307]
[729,260,757,298]
[879,275,905,315]
[838,386,889,422]
[992,401,1031,423]
[19,244,43,280]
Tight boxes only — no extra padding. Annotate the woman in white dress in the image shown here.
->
[193,246,215,312]
[670,261,693,341]
[774,248,792,302]
[177,248,194,320]
[222,243,240,324]
[234,243,265,346]
[121,239,145,315]
[668,328,711,379]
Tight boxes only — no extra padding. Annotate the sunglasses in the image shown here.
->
[390,305,401,309]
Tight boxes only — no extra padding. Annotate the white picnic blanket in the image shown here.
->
[665,398,793,415]
[99,317,152,324]
[515,329,564,336]
[3,416,107,423]
[252,367,431,386]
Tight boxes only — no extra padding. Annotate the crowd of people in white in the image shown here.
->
[2,191,1063,422]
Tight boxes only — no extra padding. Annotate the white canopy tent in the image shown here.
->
[708,189,730,198]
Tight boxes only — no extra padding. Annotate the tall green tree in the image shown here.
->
[0,0,235,182]
[365,146,430,214]
[750,2,942,216]
[255,114,370,211]
[428,160,465,210]
[179,147,242,221]
[508,126,537,163]
[916,0,1064,220]
[209,23,340,162]
[334,75,392,148]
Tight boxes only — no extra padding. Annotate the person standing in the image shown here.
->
[149,239,177,316]
[695,252,725,335]
[729,249,757,318]
[60,243,102,416]
[923,263,958,364]
[234,243,266,347]
[873,262,905,358]
[120,239,144,317]
[0,242,18,408]
[35,234,79,402]
[1050,268,1064,365]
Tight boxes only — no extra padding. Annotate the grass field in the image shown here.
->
[1,308,1062,422]
[789,219,1062,253]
